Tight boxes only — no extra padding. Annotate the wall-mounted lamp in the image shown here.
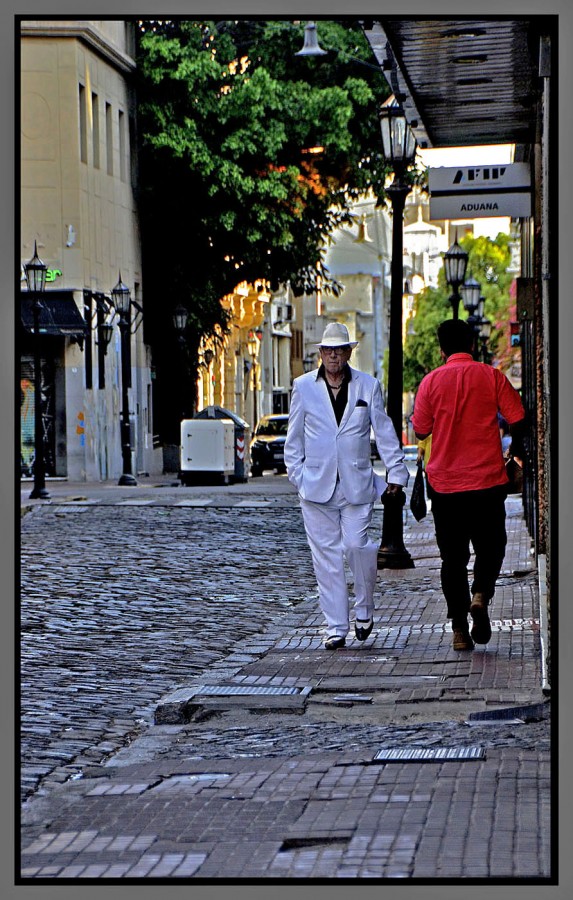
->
[97,323,114,353]
[84,291,116,390]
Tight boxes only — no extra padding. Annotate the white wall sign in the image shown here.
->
[429,163,531,219]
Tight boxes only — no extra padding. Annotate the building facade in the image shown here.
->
[20,20,161,482]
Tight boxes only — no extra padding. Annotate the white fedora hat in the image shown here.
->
[316,322,358,348]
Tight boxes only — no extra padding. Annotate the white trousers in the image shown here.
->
[299,481,379,638]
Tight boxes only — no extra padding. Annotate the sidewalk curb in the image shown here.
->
[538,553,551,694]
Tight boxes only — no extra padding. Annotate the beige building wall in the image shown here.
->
[20,21,161,481]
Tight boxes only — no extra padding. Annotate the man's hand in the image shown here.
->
[384,483,404,497]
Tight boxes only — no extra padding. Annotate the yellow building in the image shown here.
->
[197,280,270,429]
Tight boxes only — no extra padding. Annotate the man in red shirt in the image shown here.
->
[411,319,525,651]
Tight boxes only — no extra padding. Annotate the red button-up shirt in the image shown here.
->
[411,353,525,493]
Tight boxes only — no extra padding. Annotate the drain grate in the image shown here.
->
[373,745,485,762]
[156,683,311,724]
[194,684,303,696]
[467,702,549,723]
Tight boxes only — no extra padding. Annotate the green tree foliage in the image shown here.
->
[135,18,393,438]
[403,231,514,393]
[403,287,451,392]
[462,231,513,362]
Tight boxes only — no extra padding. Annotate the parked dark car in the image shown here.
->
[250,414,289,476]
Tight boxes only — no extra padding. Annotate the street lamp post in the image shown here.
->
[247,328,262,427]
[110,273,137,486]
[444,233,469,320]
[478,317,492,363]
[461,276,481,357]
[173,304,197,419]
[377,96,416,570]
[24,242,50,499]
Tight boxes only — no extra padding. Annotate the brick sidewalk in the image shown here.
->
[21,747,550,880]
[19,493,553,882]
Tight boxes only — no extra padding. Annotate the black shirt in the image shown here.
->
[318,363,352,426]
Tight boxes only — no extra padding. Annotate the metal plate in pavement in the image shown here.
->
[373,745,485,762]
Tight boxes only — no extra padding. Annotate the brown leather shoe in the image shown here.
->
[470,593,492,644]
[452,627,474,651]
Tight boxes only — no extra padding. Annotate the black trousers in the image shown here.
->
[427,482,508,622]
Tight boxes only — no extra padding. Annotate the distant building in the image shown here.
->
[313,195,393,384]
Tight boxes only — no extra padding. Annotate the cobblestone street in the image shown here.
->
[21,493,317,799]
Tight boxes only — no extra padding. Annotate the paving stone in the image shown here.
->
[19,483,551,880]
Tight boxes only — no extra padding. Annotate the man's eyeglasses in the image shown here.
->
[321,346,350,356]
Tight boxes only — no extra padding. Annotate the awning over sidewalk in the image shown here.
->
[20,290,88,337]
[363,17,545,149]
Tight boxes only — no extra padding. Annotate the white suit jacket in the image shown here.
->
[284,366,409,504]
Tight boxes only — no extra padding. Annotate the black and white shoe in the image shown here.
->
[354,617,374,641]
[324,635,346,650]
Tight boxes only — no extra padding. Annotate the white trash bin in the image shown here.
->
[179,418,235,485]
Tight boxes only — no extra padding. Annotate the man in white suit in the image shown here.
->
[284,322,409,649]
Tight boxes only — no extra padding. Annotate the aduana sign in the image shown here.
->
[429,163,531,219]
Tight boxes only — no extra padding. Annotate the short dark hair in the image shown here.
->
[437,319,474,357]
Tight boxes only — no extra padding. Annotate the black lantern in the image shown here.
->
[478,317,492,363]
[109,272,137,486]
[172,304,189,333]
[173,305,194,420]
[24,241,50,499]
[379,96,417,170]
[444,234,469,320]
[479,318,492,340]
[24,241,48,295]
[111,273,132,318]
[98,322,114,353]
[460,277,481,315]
